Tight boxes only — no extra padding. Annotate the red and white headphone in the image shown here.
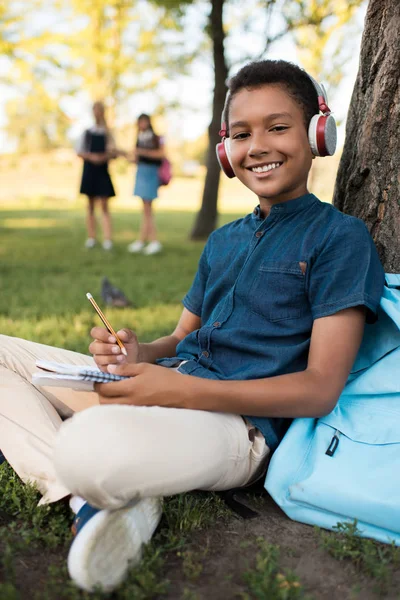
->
[216,74,337,179]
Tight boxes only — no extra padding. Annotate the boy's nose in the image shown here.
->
[248,132,270,157]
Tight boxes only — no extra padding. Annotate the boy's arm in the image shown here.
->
[190,306,365,417]
[90,307,201,371]
[97,306,365,417]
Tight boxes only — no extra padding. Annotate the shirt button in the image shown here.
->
[213,322,221,327]
[255,231,263,238]
[202,351,209,358]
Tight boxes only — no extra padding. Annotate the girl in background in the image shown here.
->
[77,101,117,251]
[127,114,164,255]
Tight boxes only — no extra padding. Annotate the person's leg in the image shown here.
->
[54,405,269,509]
[54,404,268,591]
[99,197,112,249]
[140,198,151,242]
[142,201,162,254]
[0,335,99,504]
[143,201,157,242]
[86,196,96,243]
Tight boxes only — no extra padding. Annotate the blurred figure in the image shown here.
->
[127,114,165,255]
[77,101,117,251]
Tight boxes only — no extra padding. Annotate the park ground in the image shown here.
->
[0,157,399,599]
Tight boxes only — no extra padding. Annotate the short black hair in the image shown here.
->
[225,60,319,134]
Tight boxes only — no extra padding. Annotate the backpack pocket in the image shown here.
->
[287,403,400,538]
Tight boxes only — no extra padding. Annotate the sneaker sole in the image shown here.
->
[68,497,162,592]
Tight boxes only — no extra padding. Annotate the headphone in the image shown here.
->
[216,73,337,179]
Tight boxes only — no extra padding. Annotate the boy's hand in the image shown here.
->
[94,363,189,408]
[89,327,140,372]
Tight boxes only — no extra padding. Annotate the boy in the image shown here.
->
[0,60,384,592]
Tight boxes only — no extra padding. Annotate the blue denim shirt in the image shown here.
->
[158,193,385,451]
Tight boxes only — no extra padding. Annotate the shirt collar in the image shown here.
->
[252,193,317,220]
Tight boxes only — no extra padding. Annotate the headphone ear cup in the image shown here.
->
[216,138,236,178]
[308,114,337,157]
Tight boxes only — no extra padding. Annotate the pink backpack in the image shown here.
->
[158,158,172,186]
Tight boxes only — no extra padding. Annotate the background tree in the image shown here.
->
[3,0,196,151]
[333,0,400,271]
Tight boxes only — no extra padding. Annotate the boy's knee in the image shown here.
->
[53,405,144,509]
[53,407,109,497]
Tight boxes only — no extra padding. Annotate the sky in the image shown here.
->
[0,1,367,152]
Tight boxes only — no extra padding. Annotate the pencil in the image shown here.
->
[86,292,128,356]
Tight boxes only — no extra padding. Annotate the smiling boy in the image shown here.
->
[0,60,384,592]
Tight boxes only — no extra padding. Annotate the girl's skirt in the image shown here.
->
[134,162,160,201]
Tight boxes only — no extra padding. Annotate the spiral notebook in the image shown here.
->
[32,359,129,391]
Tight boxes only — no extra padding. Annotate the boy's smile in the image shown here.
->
[228,85,314,211]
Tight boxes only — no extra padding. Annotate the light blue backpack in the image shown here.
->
[265,274,400,545]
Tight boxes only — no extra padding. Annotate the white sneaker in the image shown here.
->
[127,240,145,253]
[85,238,96,249]
[68,497,162,592]
[102,240,113,251]
[143,241,162,255]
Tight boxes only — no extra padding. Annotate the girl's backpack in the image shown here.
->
[158,158,172,186]
[265,274,400,545]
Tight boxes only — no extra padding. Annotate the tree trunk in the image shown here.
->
[333,0,400,271]
[190,0,228,240]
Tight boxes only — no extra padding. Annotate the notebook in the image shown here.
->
[32,359,129,391]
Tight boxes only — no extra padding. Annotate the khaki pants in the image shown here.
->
[0,334,270,509]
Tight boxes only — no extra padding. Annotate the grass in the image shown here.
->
[0,203,249,598]
[0,207,210,347]
[241,538,309,600]
[316,521,400,596]
[1,202,399,598]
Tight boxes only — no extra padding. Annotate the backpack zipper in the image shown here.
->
[325,429,341,457]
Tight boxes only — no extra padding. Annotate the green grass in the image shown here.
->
[316,521,400,596]
[241,538,309,600]
[0,207,217,349]
[2,204,399,599]
[0,205,238,598]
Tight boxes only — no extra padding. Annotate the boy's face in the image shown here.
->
[228,84,313,208]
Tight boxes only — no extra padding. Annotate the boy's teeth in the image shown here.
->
[252,163,281,173]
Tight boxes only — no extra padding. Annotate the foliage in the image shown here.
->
[242,537,308,600]
[2,0,199,150]
[285,0,366,90]
[316,521,400,595]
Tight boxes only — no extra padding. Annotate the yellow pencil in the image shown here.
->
[86,292,128,356]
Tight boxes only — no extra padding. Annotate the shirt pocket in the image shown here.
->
[249,260,307,322]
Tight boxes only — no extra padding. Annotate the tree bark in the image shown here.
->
[333,0,400,271]
[190,0,228,240]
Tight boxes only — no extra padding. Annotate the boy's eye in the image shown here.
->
[270,125,288,132]
[231,132,250,140]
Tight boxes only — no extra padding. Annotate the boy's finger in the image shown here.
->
[116,328,135,342]
[90,327,115,342]
[94,355,125,368]
[89,341,119,356]
[95,379,133,398]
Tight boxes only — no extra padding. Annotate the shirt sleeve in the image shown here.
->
[308,216,384,322]
[182,243,210,317]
